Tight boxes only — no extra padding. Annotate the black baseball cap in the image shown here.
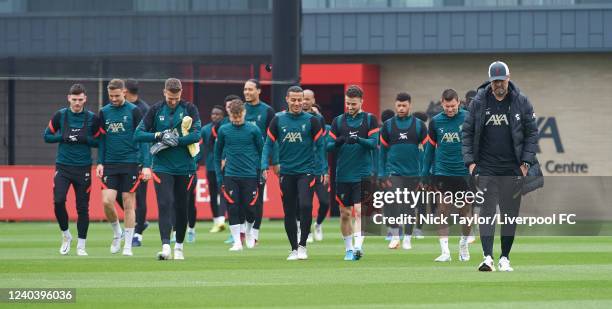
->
[488,61,510,81]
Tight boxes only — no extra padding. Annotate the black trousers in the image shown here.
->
[222,176,258,226]
[206,170,222,218]
[53,164,91,239]
[135,182,148,233]
[314,176,331,225]
[253,171,265,230]
[187,175,197,229]
[171,175,197,230]
[477,167,524,259]
[154,172,190,245]
[280,174,315,250]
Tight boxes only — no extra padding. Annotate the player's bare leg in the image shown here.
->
[435,202,451,262]
[458,203,472,261]
[121,192,136,256]
[102,189,123,254]
[353,203,364,259]
[340,206,355,260]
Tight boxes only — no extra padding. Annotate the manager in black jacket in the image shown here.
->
[462,61,540,272]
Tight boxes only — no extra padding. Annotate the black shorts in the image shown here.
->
[102,164,140,193]
[335,181,361,207]
[433,176,470,194]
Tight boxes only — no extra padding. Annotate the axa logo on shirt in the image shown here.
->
[282,132,303,143]
[107,122,126,133]
[441,132,461,143]
[485,114,509,126]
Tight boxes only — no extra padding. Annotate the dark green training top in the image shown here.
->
[245,101,276,169]
[43,108,100,166]
[209,116,230,164]
[130,98,151,167]
[134,100,201,175]
[98,101,149,167]
[309,112,328,176]
[245,101,275,137]
[327,112,379,183]
[422,109,469,176]
[379,115,427,177]
[262,111,324,175]
[199,122,215,171]
[214,122,263,184]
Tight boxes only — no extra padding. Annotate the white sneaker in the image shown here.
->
[413,228,424,239]
[314,224,323,241]
[498,256,514,272]
[297,245,308,260]
[287,250,299,261]
[245,232,255,249]
[76,247,88,256]
[459,241,470,261]
[174,248,184,260]
[157,244,172,260]
[402,236,412,250]
[59,235,72,255]
[434,253,452,262]
[110,236,121,254]
[388,236,400,249]
[307,233,314,243]
[122,247,133,256]
[229,242,243,251]
[478,255,496,272]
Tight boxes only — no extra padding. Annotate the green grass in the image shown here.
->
[1,220,612,308]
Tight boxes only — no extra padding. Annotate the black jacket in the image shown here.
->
[462,80,543,194]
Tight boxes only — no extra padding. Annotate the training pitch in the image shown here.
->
[1,220,611,308]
